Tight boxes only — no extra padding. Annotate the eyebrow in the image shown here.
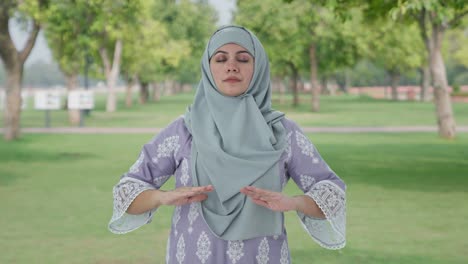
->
[213,50,252,56]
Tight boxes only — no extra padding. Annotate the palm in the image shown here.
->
[162,186,213,206]
[240,186,295,212]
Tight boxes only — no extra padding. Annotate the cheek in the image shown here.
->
[246,66,254,83]
[210,65,222,83]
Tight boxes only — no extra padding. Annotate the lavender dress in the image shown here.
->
[109,117,346,264]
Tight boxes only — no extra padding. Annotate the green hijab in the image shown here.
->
[184,25,287,240]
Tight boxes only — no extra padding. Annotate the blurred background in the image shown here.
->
[1,1,467,263]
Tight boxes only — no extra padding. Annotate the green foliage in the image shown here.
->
[44,0,90,76]
[16,0,50,23]
[151,0,217,83]
[389,0,467,25]
[444,21,468,69]
[236,0,306,76]
[120,1,190,83]
[236,0,365,80]
[365,20,423,75]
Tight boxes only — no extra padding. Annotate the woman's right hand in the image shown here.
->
[158,185,214,206]
[127,185,214,215]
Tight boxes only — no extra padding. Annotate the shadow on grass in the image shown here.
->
[322,140,468,193]
[0,137,97,186]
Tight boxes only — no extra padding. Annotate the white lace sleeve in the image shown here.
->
[297,180,346,249]
[108,177,157,234]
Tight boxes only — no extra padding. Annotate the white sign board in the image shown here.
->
[34,90,62,110]
[68,90,94,110]
[0,90,28,110]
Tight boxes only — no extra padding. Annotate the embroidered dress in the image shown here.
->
[109,117,346,263]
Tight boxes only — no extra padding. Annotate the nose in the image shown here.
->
[225,60,239,72]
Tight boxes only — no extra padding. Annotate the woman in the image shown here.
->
[109,25,346,263]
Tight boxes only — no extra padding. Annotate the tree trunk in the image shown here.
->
[99,39,123,113]
[65,73,80,126]
[3,64,23,140]
[273,77,285,105]
[152,82,161,102]
[164,79,174,96]
[279,78,286,105]
[390,71,400,101]
[125,75,136,108]
[430,25,456,139]
[336,70,350,94]
[139,81,149,104]
[321,76,329,95]
[343,69,351,94]
[419,65,431,101]
[0,8,40,140]
[309,44,320,112]
[292,70,299,107]
[417,9,432,103]
[288,63,299,107]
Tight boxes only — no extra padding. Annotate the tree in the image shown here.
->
[120,1,190,105]
[44,0,91,125]
[236,0,307,107]
[152,0,217,89]
[86,0,143,113]
[0,0,49,140]
[365,0,467,138]
[238,0,363,110]
[366,21,423,100]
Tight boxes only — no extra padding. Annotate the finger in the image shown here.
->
[250,198,270,208]
[241,190,263,200]
[187,185,214,194]
[242,186,275,198]
[176,186,213,197]
[188,194,208,203]
[247,186,276,197]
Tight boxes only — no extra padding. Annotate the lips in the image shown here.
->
[224,77,241,82]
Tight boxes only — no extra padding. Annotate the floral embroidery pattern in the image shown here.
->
[196,231,212,263]
[176,234,185,264]
[256,237,270,264]
[129,152,144,173]
[188,202,200,234]
[280,240,289,264]
[165,236,171,264]
[310,181,345,219]
[300,180,346,249]
[111,178,153,220]
[173,206,181,236]
[285,131,292,163]
[152,135,180,163]
[295,131,319,163]
[153,174,171,187]
[300,175,316,190]
[227,240,244,264]
[180,158,190,186]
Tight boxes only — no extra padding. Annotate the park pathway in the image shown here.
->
[4,126,468,134]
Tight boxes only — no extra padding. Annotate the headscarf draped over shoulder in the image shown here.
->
[184,25,287,240]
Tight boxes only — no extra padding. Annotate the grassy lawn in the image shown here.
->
[5,91,468,128]
[1,133,467,264]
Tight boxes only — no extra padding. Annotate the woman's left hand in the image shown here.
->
[240,186,296,212]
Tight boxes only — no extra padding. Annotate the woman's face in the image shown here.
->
[210,43,254,97]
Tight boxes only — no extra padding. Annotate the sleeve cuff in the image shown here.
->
[297,180,346,250]
[108,177,157,234]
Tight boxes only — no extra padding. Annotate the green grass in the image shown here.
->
[1,133,467,263]
[5,91,468,128]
